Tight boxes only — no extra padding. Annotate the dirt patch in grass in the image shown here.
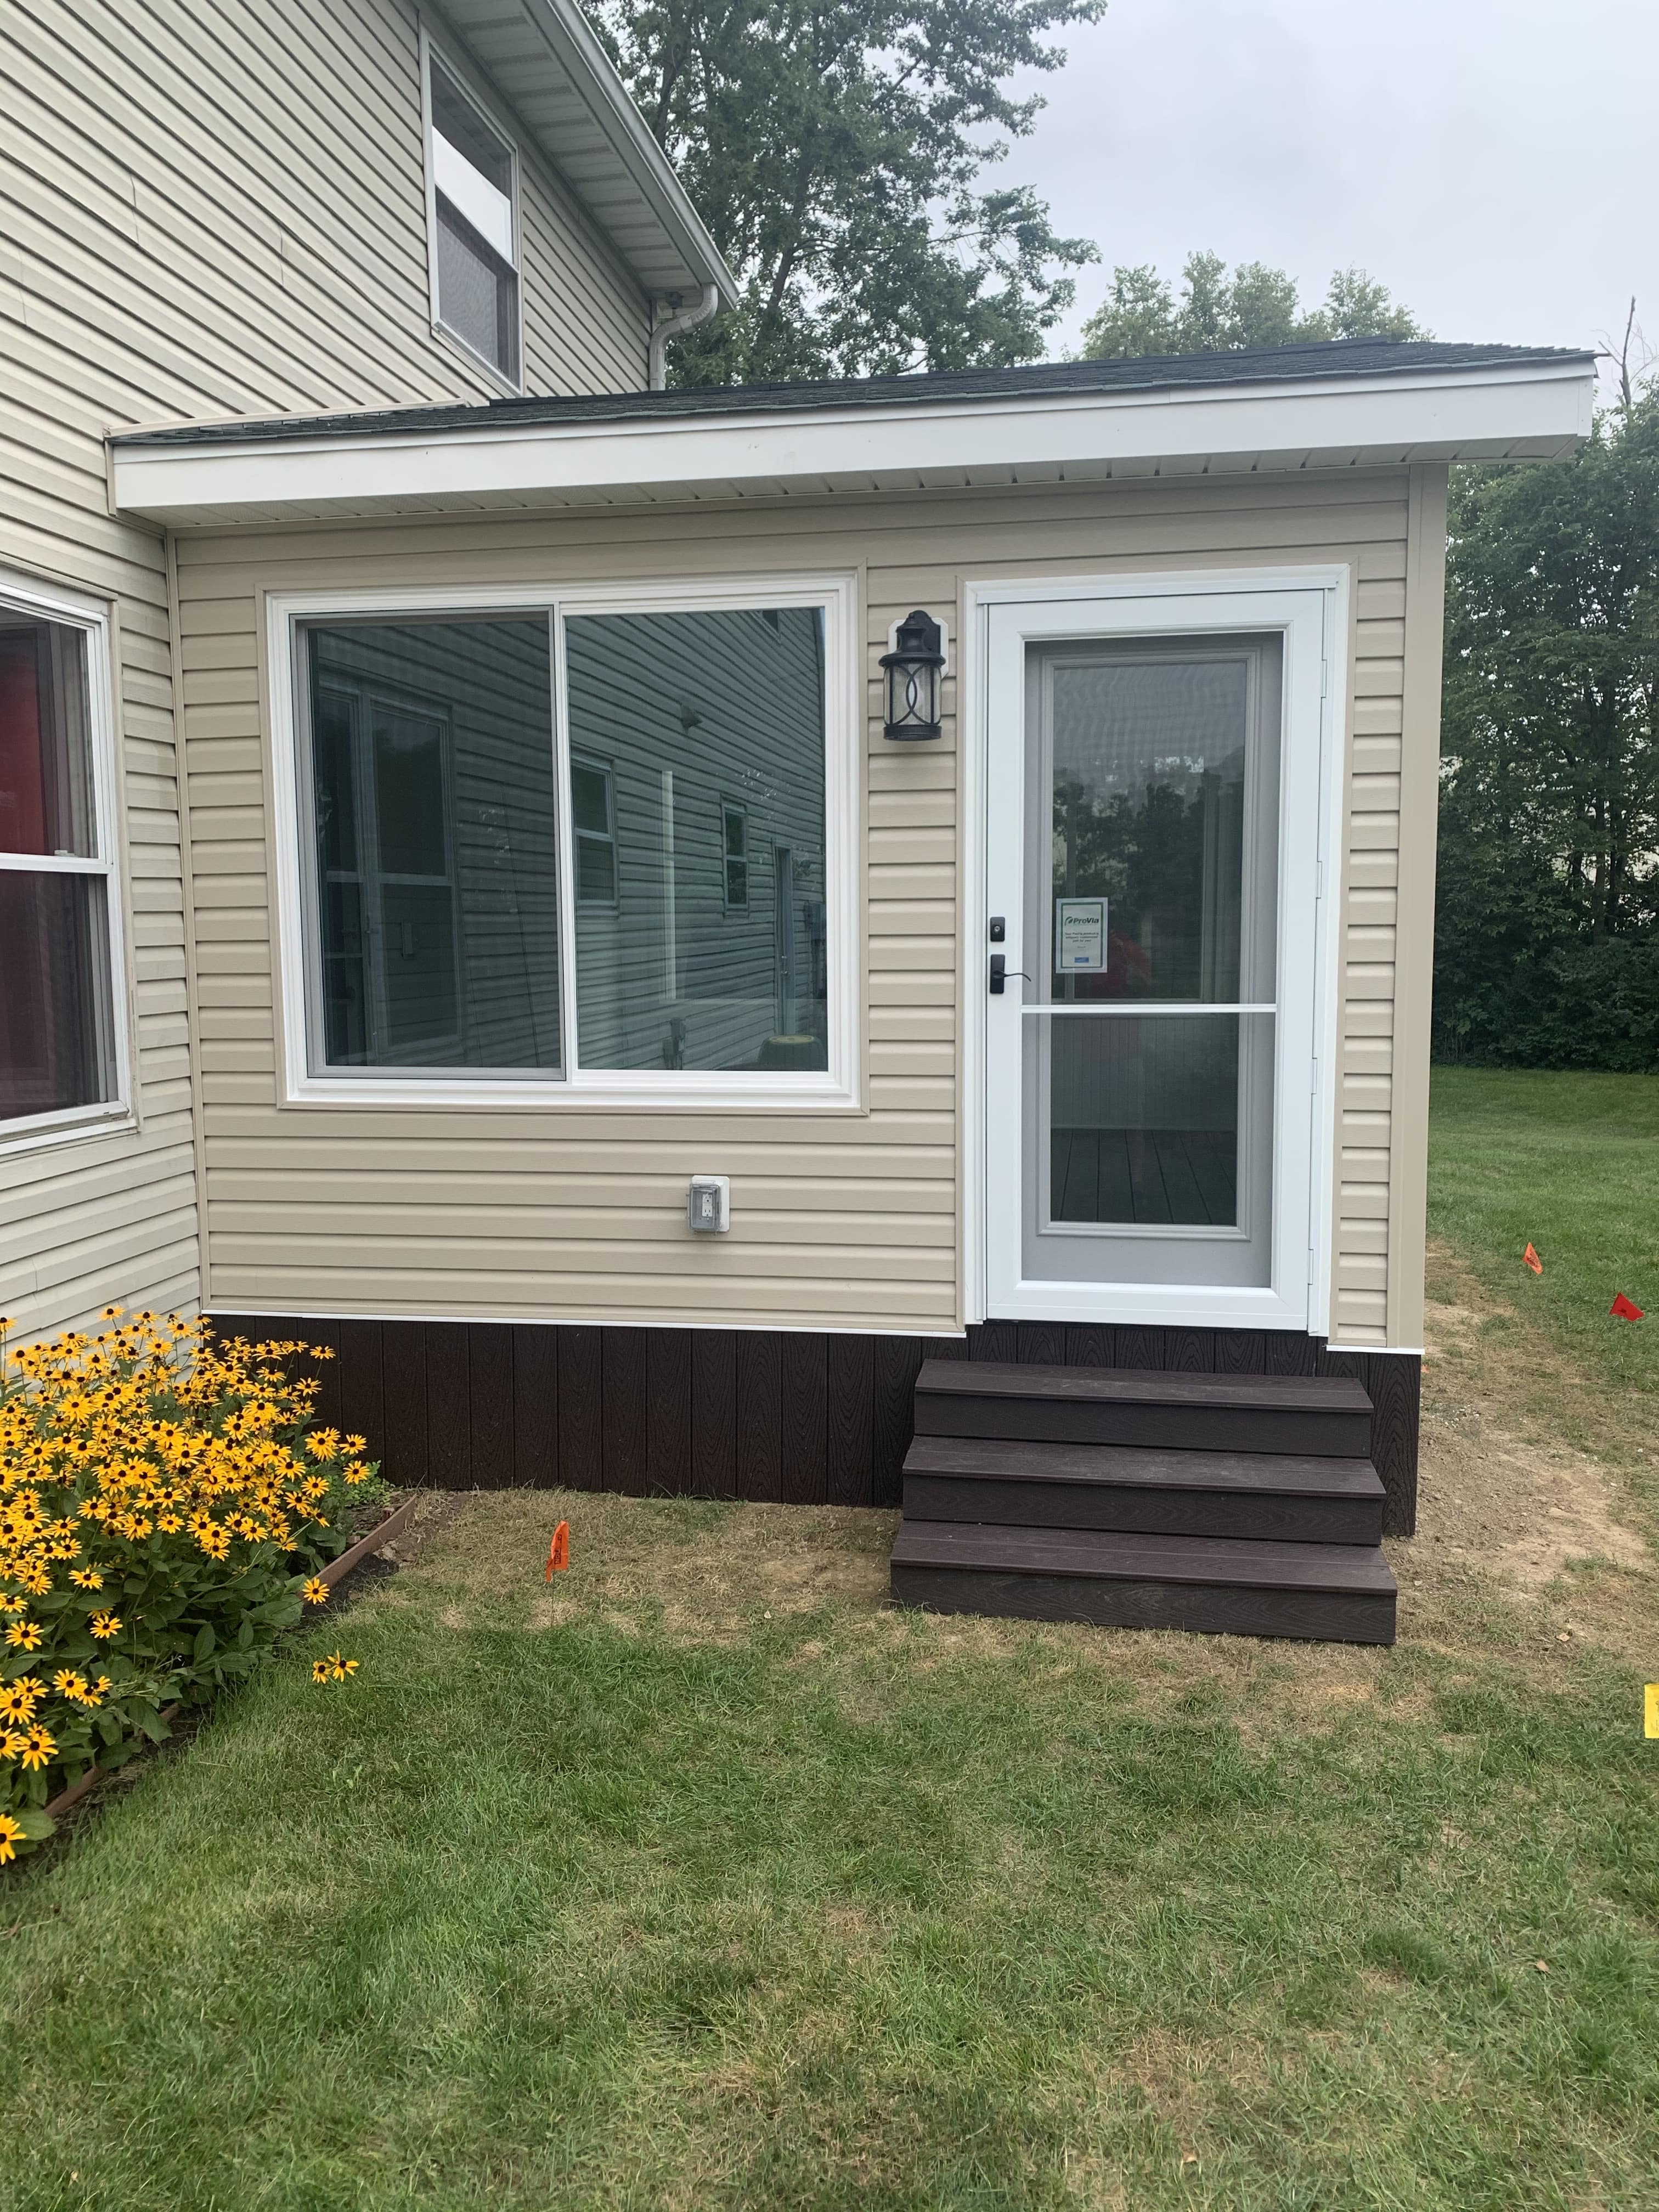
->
[364,1257,1655,1720]
[1418,1291,1647,1590]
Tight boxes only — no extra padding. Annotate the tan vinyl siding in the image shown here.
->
[0,0,651,1338]
[173,469,1429,1343]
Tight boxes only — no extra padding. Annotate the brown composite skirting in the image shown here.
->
[208,1314,1422,1537]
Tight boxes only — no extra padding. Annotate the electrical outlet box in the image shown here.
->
[687,1175,730,1233]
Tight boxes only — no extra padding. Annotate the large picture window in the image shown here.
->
[282,581,852,1104]
[0,577,123,1139]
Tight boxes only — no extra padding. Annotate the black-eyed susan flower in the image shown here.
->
[311,1658,332,1684]
[302,1577,328,1605]
[0,1680,38,1724]
[19,1724,56,1770]
[0,1812,24,1862]
[4,1620,42,1651]
[89,1612,121,1640]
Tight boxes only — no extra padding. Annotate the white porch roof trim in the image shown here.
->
[110,356,1596,530]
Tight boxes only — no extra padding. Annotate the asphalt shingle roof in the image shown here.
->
[113,338,1594,449]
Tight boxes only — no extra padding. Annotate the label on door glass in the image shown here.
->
[1055,896,1107,972]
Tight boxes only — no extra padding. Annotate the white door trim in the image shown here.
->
[960,566,1350,1334]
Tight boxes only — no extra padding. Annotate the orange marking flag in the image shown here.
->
[544,1520,570,1579]
[1611,1294,1645,1322]
[1523,1243,1543,1275]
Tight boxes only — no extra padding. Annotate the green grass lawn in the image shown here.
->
[2,1070,1657,2211]
[1429,1066,1659,1400]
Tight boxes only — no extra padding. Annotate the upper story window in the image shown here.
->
[424,46,522,388]
[0,572,126,1141]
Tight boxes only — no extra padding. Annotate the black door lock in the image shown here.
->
[989,915,1006,943]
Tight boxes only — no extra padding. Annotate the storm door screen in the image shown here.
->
[1019,638,1282,1289]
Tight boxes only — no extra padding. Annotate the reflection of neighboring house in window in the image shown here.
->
[312,680,461,1066]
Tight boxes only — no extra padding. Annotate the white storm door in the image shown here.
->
[981,580,1339,1331]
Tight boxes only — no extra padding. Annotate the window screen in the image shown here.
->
[302,617,561,1073]
[428,58,520,384]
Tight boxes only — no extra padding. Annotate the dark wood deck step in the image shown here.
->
[915,1360,1373,1457]
[890,1519,1397,1645]
[902,1434,1385,1544]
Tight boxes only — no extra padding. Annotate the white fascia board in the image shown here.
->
[111,359,1596,526]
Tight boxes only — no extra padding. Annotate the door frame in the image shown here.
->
[960,566,1351,1334]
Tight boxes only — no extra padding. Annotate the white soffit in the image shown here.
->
[110,359,1596,528]
[436,0,735,306]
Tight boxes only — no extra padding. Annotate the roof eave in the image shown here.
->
[110,355,1598,531]
[438,0,737,308]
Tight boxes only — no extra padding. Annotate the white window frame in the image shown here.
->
[418,27,526,396]
[961,566,1350,1338]
[267,573,861,1111]
[0,565,133,1154]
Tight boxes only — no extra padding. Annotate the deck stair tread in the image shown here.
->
[916,1361,1372,1414]
[903,1434,1385,1499]
[891,1519,1397,1596]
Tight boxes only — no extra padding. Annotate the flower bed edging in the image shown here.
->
[39,1496,418,1826]
[317,1494,417,1592]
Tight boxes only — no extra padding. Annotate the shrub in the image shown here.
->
[0,1310,379,1865]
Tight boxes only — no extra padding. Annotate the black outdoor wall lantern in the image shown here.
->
[881,609,946,741]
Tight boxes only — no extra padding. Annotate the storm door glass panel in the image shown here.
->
[303,618,562,1074]
[563,607,827,1074]
[1022,642,1279,1289]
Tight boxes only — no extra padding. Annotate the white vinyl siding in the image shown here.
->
[172,466,1432,1344]
[0,0,653,1339]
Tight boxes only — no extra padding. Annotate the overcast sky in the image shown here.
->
[1005,0,1657,393]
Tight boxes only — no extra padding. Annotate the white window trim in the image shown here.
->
[266,573,861,1111]
[418,26,527,397]
[960,565,1350,1338]
[0,565,134,1155]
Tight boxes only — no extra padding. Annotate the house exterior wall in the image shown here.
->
[0,0,652,1338]
[172,463,1443,1351]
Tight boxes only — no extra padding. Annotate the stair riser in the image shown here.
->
[915,1398,1372,1458]
[890,1564,1396,1646]
[902,1473,1384,1547]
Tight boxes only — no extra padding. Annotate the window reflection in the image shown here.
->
[304,618,560,1072]
[565,607,828,1073]
[1049,657,1248,1002]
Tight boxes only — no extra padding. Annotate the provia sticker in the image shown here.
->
[1056,897,1107,972]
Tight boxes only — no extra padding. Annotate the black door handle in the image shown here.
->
[990,953,1006,995]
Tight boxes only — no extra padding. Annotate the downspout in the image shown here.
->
[648,283,720,390]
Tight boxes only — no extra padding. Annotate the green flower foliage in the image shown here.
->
[1,1312,381,1864]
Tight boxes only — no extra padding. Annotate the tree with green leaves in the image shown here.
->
[589,0,1104,385]
[1434,388,1659,1066]
[1078,252,1426,359]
